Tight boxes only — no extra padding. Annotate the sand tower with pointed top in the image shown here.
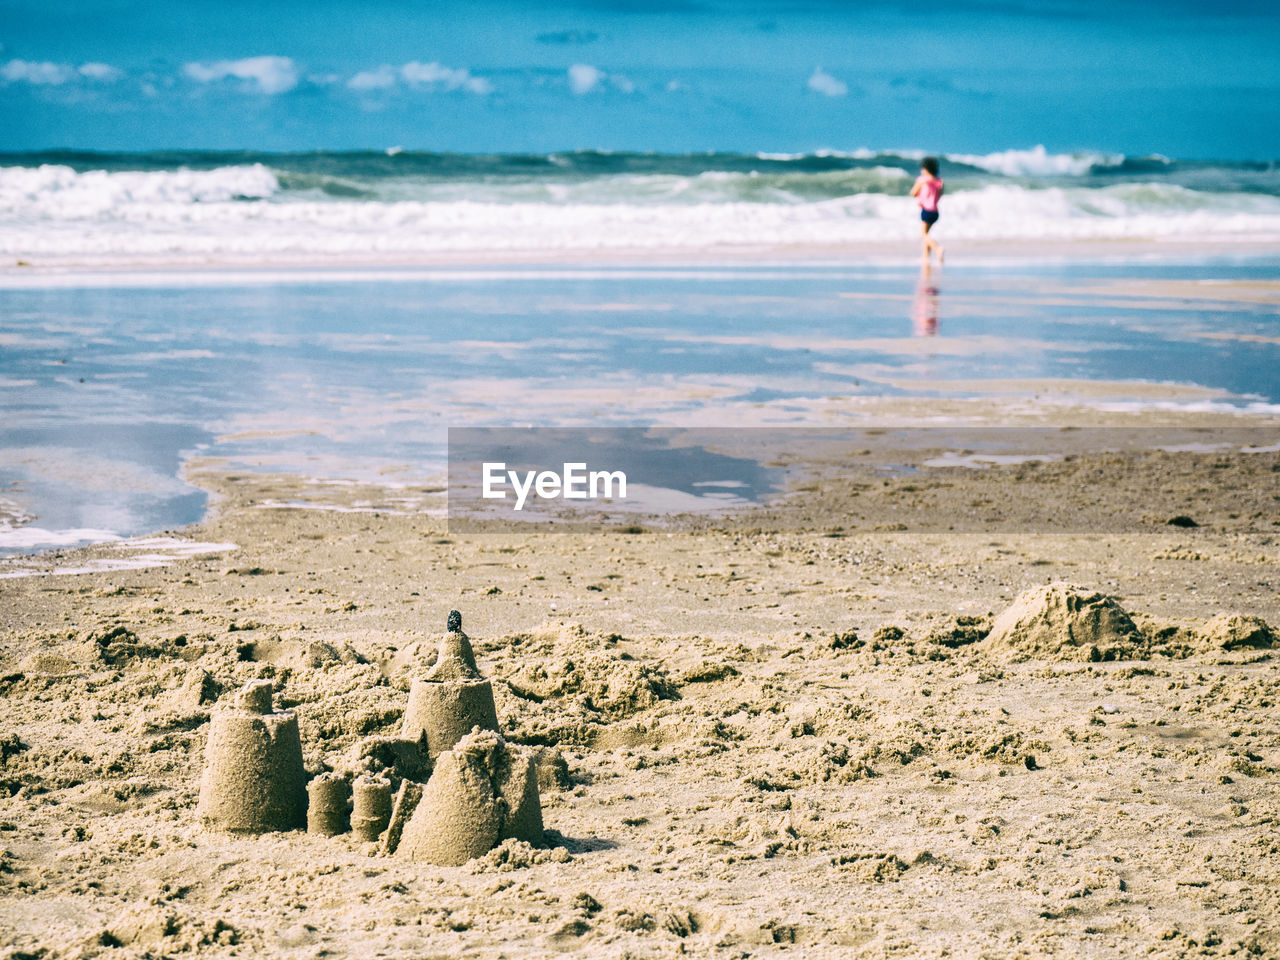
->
[400,610,500,763]
[197,679,307,833]
[394,727,544,865]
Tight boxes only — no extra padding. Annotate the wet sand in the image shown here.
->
[1,401,1278,958]
[4,236,1280,278]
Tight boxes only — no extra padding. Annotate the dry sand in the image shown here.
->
[1,416,1279,958]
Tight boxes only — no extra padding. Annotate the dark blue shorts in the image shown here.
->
[921,208,940,226]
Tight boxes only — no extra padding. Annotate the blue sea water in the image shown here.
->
[0,258,1277,552]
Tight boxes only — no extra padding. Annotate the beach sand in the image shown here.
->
[1,398,1278,958]
[4,236,1280,279]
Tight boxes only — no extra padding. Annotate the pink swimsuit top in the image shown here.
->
[916,176,943,211]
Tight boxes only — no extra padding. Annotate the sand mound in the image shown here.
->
[175,668,220,712]
[1198,614,1278,652]
[342,734,430,783]
[83,625,165,665]
[19,651,78,676]
[505,626,679,720]
[236,636,360,669]
[395,729,543,866]
[494,624,682,746]
[468,837,571,872]
[981,583,1144,662]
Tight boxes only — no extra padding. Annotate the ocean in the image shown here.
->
[3,147,1280,260]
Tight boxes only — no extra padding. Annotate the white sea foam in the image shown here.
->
[0,163,279,217]
[2,160,1279,260]
[0,525,121,549]
[946,145,1126,177]
[755,148,885,162]
[0,536,238,577]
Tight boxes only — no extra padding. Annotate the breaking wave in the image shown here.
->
[1,147,1277,258]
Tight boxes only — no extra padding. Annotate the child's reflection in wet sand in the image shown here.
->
[912,263,940,336]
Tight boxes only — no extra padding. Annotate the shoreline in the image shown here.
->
[3,237,1280,283]
[4,408,1278,571]
[2,399,1278,563]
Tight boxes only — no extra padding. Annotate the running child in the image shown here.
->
[909,157,945,263]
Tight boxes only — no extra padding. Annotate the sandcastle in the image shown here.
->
[195,612,543,864]
[388,613,544,863]
[387,613,544,863]
[400,610,500,763]
[197,679,307,833]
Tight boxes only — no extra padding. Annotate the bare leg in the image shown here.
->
[922,221,944,263]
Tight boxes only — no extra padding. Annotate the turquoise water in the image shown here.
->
[8,148,1278,200]
[1,258,1277,551]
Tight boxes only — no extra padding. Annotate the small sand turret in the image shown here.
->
[306,773,351,837]
[351,775,393,842]
[395,728,543,865]
[400,611,500,763]
[197,679,307,833]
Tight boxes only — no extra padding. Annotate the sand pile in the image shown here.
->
[1197,613,1278,652]
[982,585,1279,663]
[7,623,174,672]
[83,624,166,665]
[499,623,681,746]
[101,902,240,952]
[980,583,1145,662]
[342,733,430,784]
[508,653,678,717]
[175,667,220,712]
[235,636,361,670]
[394,728,543,866]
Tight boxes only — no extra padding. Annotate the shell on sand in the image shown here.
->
[981,583,1142,662]
[197,680,307,833]
[396,729,543,866]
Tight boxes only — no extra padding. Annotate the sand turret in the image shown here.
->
[197,679,307,833]
[351,775,393,842]
[400,611,500,763]
[395,728,543,865]
[306,773,351,836]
